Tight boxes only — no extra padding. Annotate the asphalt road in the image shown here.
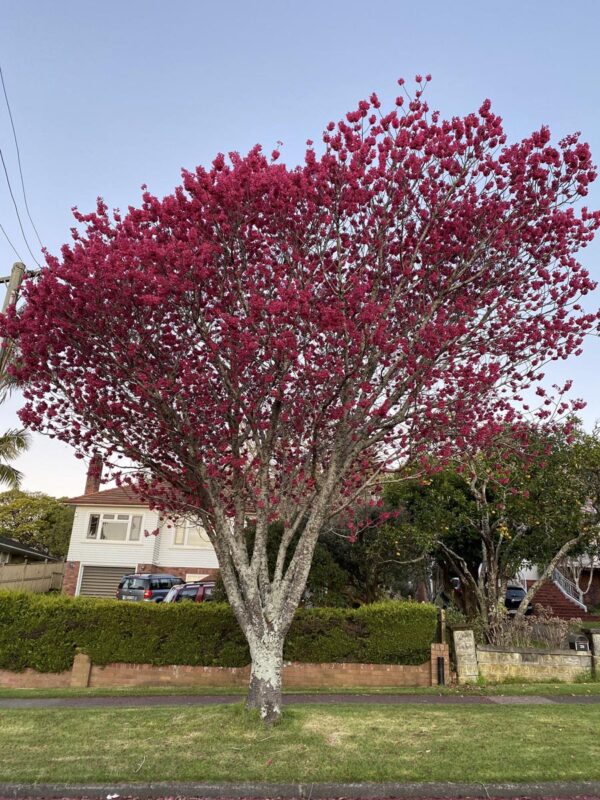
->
[2,785,600,799]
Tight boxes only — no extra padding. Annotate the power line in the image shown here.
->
[0,145,39,266]
[0,65,44,251]
[0,220,22,261]
[0,68,41,268]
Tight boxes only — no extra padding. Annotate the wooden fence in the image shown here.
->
[0,561,65,593]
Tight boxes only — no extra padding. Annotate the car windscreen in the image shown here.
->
[179,587,199,601]
[121,578,147,590]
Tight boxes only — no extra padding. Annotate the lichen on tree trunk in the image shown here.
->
[246,634,284,724]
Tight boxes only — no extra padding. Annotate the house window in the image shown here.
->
[86,513,144,542]
[173,519,210,547]
[130,515,142,541]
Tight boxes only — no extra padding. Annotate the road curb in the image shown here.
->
[2,782,600,798]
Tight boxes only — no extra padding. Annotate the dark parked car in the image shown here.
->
[505,583,534,615]
[116,573,184,602]
[163,581,216,603]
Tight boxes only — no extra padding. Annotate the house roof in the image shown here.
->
[0,535,58,561]
[65,486,148,508]
[65,485,257,518]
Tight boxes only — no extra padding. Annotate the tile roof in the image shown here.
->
[65,486,148,507]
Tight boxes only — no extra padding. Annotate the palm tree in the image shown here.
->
[0,428,30,489]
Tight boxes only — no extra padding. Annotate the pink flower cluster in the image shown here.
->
[1,78,598,530]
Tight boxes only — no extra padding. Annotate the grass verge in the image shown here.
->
[0,703,599,783]
[1,681,600,698]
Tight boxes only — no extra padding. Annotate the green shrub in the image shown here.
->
[0,591,437,672]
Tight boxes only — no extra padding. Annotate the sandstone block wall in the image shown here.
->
[452,625,596,684]
[476,645,592,681]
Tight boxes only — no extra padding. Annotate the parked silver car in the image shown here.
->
[163,581,216,603]
[116,573,183,602]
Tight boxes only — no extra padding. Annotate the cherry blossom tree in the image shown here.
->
[2,78,599,721]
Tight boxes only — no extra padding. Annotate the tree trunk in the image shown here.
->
[246,633,285,724]
[513,533,587,621]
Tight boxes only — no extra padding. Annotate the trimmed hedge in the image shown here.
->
[0,591,437,673]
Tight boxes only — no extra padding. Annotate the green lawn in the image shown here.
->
[1,680,600,698]
[0,703,599,783]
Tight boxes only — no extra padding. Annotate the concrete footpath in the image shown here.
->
[1,692,600,708]
[1,780,600,798]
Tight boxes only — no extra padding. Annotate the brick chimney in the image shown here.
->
[84,453,103,495]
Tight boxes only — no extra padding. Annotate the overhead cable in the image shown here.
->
[0,65,44,251]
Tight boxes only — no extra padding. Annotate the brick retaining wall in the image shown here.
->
[0,643,449,690]
[90,662,249,688]
[0,667,72,689]
[88,660,434,688]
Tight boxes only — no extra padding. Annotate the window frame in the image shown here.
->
[86,512,145,543]
[172,519,211,549]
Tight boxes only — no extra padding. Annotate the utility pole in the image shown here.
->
[0,262,27,386]
[1,261,26,313]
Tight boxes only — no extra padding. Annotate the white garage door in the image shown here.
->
[78,565,135,598]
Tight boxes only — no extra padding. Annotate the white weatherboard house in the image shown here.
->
[63,462,219,597]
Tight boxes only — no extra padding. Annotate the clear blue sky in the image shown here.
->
[0,0,599,497]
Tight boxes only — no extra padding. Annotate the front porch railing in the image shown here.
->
[552,567,587,611]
